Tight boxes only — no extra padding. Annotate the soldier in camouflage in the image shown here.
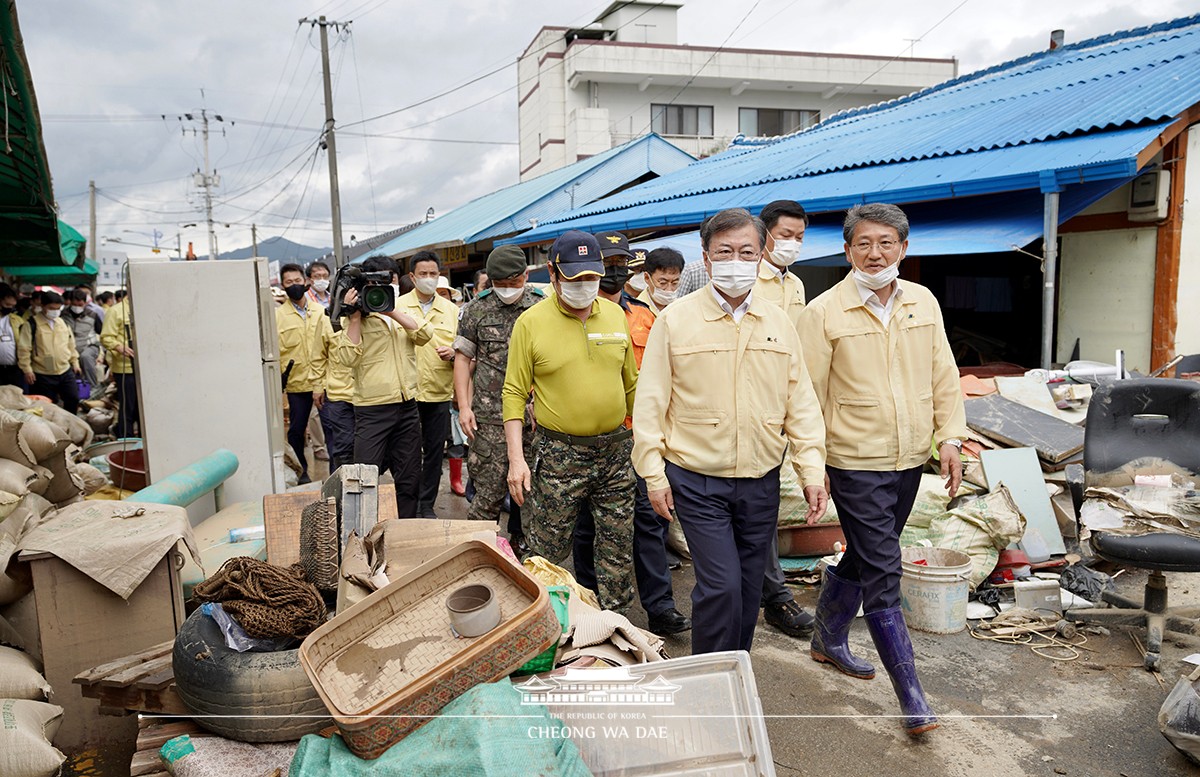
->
[454,245,544,528]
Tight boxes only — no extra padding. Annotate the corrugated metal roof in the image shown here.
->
[510,14,1200,236]
[371,134,693,258]
[504,122,1165,243]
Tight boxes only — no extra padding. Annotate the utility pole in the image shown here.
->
[88,180,96,263]
[172,107,227,260]
[252,224,259,258]
[301,15,348,270]
[200,110,217,260]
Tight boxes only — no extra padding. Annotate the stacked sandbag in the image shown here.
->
[0,409,83,507]
[0,699,66,777]
[0,644,63,777]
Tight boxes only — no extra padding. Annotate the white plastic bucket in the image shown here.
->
[899,547,972,634]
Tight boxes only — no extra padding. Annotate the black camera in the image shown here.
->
[329,265,395,330]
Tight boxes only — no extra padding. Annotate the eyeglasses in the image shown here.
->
[850,240,901,254]
[709,249,761,261]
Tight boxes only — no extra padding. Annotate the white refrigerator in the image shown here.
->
[129,259,287,523]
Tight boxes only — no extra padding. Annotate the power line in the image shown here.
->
[840,0,972,97]
[348,31,378,234]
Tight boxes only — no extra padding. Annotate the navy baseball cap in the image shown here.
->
[550,230,604,279]
[594,230,632,259]
[628,247,648,270]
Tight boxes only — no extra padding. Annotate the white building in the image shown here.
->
[96,250,171,289]
[518,1,958,180]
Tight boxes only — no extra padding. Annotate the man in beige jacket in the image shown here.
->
[799,202,967,736]
[633,208,828,654]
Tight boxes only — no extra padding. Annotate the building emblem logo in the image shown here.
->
[513,668,681,706]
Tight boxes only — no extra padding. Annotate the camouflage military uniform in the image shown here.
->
[527,432,635,611]
[453,286,543,522]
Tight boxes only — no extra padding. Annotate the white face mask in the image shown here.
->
[414,277,438,296]
[70,305,86,314]
[32,306,42,315]
[557,279,600,310]
[45,308,62,320]
[493,285,524,305]
[853,261,901,291]
[769,238,802,267]
[312,279,330,293]
[708,259,759,297]
[650,288,677,308]
[627,272,648,293]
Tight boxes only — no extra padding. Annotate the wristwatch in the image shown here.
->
[942,438,963,451]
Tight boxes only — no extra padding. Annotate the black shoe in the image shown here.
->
[764,599,815,638]
[647,608,692,636]
[297,473,312,485]
[511,534,532,559]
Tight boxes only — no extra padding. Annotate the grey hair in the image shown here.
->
[700,208,767,250]
[843,203,910,243]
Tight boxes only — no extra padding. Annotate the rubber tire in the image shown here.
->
[172,608,330,742]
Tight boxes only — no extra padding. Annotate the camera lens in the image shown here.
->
[364,286,391,311]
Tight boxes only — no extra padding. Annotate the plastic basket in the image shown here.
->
[298,540,560,759]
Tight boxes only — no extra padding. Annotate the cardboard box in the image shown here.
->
[336,519,499,612]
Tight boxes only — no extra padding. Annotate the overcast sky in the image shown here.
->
[20,0,1196,257]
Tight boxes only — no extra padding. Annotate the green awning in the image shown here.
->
[0,1,66,268]
[5,258,98,285]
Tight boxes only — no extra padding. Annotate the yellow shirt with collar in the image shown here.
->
[502,293,637,437]
[631,283,826,492]
[99,300,133,375]
[798,274,967,472]
[18,313,79,376]
[754,259,806,332]
[276,296,331,394]
[332,311,433,407]
[323,329,356,403]
[397,289,458,403]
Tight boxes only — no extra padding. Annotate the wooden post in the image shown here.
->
[1151,133,1188,369]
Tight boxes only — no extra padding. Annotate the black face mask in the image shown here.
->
[599,265,630,294]
[0,306,12,315]
[285,284,307,302]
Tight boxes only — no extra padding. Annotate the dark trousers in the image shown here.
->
[323,400,356,470]
[115,372,139,438]
[32,370,79,415]
[667,461,780,654]
[574,475,676,617]
[286,391,314,476]
[760,534,793,606]
[0,364,26,392]
[416,400,451,511]
[353,400,421,518]
[827,465,924,613]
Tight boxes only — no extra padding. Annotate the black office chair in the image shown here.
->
[1067,378,1200,671]
[1176,353,1200,378]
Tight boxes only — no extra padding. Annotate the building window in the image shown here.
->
[738,107,819,137]
[650,104,714,136]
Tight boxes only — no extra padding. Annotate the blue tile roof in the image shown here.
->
[370,134,694,258]
[503,14,1200,244]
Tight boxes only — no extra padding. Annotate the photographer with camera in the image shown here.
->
[332,255,434,518]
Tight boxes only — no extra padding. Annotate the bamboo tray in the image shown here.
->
[299,540,560,759]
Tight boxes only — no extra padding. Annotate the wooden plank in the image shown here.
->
[994,375,1077,423]
[1152,131,1187,369]
[134,666,177,691]
[73,641,174,686]
[964,394,1084,463]
[136,720,213,751]
[981,447,1067,556]
[130,749,165,777]
[79,681,192,716]
[98,653,173,688]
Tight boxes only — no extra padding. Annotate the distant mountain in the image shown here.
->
[218,236,331,263]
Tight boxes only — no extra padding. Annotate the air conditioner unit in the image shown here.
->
[1128,170,1170,222]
